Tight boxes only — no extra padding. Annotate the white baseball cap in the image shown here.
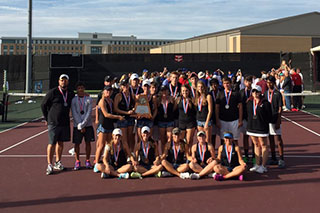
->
[198,71,205,79]
[59,74,69,80]
[252,85,262,92]
[142,80,151,87]
[130,73,139,80]
[141,126,151,133]
[112,128,122,136]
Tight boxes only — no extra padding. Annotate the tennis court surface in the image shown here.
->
[0,110,320,212]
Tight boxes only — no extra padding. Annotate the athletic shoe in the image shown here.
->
[85,160,93,169]
[68,148,75,156]
[101,172,109,179]
[53,161,64,171]
[93,164,100,173]
[249,164,260,172]
[283,108,290,112]
[118,172,129,179]
[190,173,200,180]
[155,171,162,178]
[214,174,224,181]
[302,105,306,109]
[238,174,244,181]
[255,166,265,174]
[46,164,53,175]
[262,166,268,173]
[179,172,190,179]
[162,171,173,177]
[74,161,81,170]
[207,172,216,178]
[278,160,286,168]
[130,172,142,179]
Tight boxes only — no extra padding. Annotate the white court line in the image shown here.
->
[0,154,319,158]
[301,110,320,119]
[0,129,48,154]
[282,115,320,137]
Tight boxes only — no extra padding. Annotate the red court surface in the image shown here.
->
[0,111,320,213]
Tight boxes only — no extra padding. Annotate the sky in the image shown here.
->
[0,0,319,40]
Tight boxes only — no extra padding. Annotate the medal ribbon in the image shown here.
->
[122,92,130,109]
[198,143,206,163]
[224,90,231,106]
[162,99,168,114]
[191,87,195,98]
[141,141,149,159]
[225,144,233,163]
[169,84,178,98]
[130,86,140,96]
[267,90,273,103]
[78,96,85,113]
[113,143,120,163]
[253,99,258,116]
[58,86,68,105]
[198,96,203,112]
[182,98,189,114]
[172,141,180,161]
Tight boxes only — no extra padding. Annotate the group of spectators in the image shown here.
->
[41,61,302,180]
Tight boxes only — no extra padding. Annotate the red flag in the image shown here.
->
[175,55,183,62]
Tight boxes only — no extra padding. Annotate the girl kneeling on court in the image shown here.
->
[213,132,247,181]
[130,126,162,179]
[160,128,191,179]
[98,128,133,179]
[189,131,216,180]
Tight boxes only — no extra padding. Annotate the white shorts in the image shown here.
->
[269,123,282,135]
[239,120,247,134]
[219,120,240,140]
[246,131,269,137]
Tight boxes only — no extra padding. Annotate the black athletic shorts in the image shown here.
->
[72,126,95,144]
[48,125,70,145]
[179,120,196,130]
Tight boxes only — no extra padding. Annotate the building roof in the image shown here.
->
[165,11,320,45]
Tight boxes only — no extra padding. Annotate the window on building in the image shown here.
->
[48,46,52,50]
[75,47,78,50]
[44,46,47,50]
[75,41,78,44]
[44,40,47,44]
[62,47,65,50]
[17,46,19,50]
[66,47,69,50]
[58,40,61,44]
[91,46,102,54]
[3,45,8,49]
[58,46,60,50]
[62,40,65,44]
[93,34,98,39]
[21,46,24,50]
[10,46,14,50]
[40,46,42,50]
[67,40,69,44]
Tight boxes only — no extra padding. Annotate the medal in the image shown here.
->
[78,96,86,114]
[113,143,120,166]
[225,144,233,163]
[164,114,167,118]
[191,87,196,98]
[172,141,180,161]
[142,141,149,164]
[162,99,168,118]
[200,162,205,167]
[58,86,68,107]
[198,143,206,165]
[122,92,130,110]
[130,86,140,96]
[80,111,84,115]
[267,90,273,103]
[182,98,189,114]
[224,90,231,110]
[198,96,203,112]
[169,84,178,98]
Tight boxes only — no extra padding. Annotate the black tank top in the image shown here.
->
[157,101,175,122]
[221,143,239,168]
[196,96,209,121]
[130,86,143,96]
[109,143,127,167]
[195,143,211,165]
[98,99,114,130]
[117,92,134,118]
[178,98,196,123]
[166,141,186,164]
[138,141,156,166]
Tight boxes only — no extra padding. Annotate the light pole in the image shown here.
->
[25,0,32,93]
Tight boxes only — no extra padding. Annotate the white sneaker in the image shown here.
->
[255,166,265,174]
[46,164,53,175]
[249,164,260,172]
[190,173,200,180]
[162,171,173,177]
[68,148,75,156]
[119,172,129,179]
[179,172,190,179]
[261,166,268,173]
[53,161,64,171]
